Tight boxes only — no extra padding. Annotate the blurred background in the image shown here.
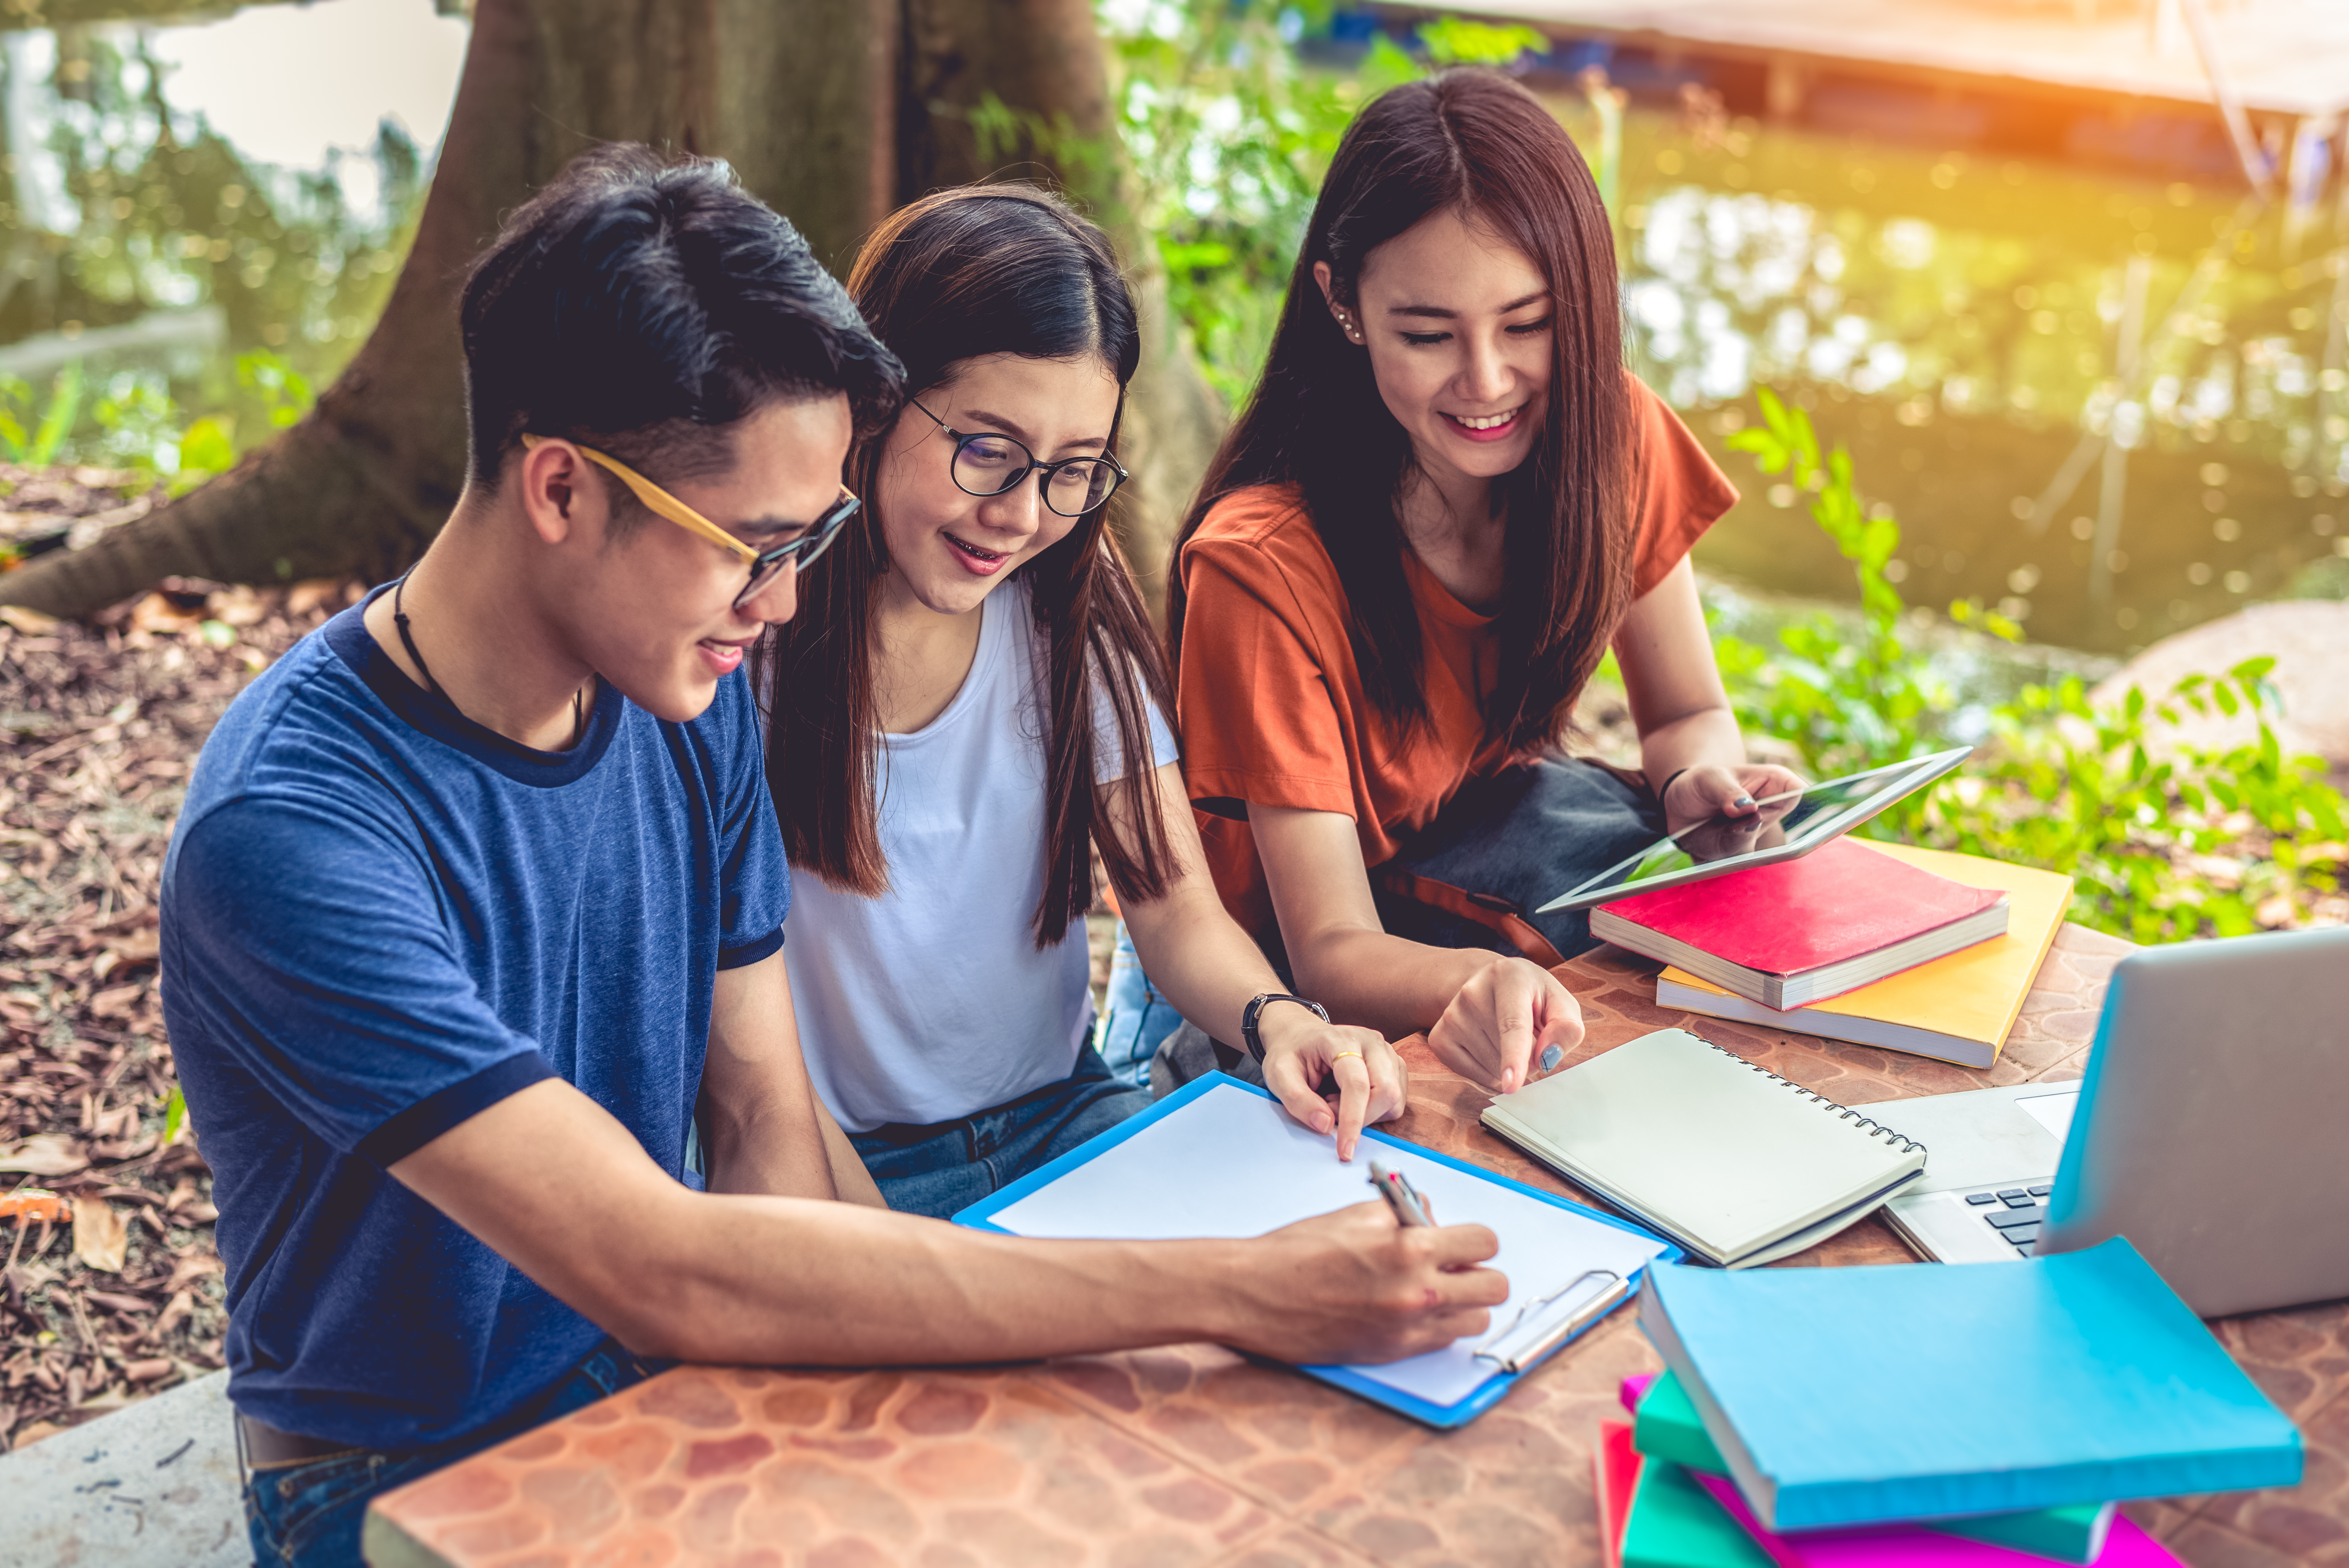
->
[0,0,452,490]
[0,0,2341,652]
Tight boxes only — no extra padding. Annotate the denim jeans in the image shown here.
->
[850,1045,1150,1218]
[242,1340,662,1568]
[1096,921,1187,1091]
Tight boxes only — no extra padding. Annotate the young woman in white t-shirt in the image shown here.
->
[754,185,1405,1218]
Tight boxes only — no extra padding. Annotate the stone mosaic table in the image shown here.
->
[365,927,2348,1568]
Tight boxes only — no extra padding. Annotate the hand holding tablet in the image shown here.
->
[1538,748,1973,914]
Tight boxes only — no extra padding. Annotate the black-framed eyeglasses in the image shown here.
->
[729,491,860,608]
[520,434,860,609]
[909,399,1128,517]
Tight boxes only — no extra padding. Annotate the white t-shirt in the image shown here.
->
[787,578,1176,1133]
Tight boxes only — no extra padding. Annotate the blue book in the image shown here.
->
[1640,1236,2302,1531]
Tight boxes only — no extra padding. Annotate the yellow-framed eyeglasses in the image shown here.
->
[521,434,859,609]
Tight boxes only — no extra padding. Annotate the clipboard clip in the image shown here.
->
[1470,1268,1629,1374]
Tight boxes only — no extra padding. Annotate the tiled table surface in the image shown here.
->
[367,928,2349,1568]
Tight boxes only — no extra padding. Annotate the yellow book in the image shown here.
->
[1654,842,2074,1069]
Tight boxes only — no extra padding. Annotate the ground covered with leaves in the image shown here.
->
[2,470,358,1450]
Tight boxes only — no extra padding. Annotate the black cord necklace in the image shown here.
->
[392,570,586,748]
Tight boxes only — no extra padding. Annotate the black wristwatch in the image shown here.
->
[1241,992,1330,1062]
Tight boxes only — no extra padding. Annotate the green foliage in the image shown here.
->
[91,368,185,472]
[173,416,237,494]
[235,349,315,431]
[1914,661,2346,942]
[1722,389,2347,941]
[0,365,87,466]
[0,347,314,525]
[967,92,1122,216]
[1105,1,1416,406]
[1416,16,1548,67]
[161,1085,187,1146]
[1720,388,1950,791]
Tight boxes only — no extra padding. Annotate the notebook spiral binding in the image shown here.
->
[1697,1036,1927,1156]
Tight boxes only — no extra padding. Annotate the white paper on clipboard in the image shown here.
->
[985,1082,1671,1407]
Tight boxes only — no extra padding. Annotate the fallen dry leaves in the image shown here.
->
[3,487,359,1449]
[68,1193,126,1273]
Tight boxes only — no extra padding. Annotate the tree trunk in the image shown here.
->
[1,0,1221,620]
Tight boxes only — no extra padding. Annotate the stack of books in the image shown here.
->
[1597,1238,2303,1568]
[1593,839,2075,1069]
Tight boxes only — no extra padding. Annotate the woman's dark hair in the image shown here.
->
[756,183,1175,946]
[460,144,903,511]
[1168,69,1634,753]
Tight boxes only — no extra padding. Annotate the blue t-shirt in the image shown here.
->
[159,595,788,1450]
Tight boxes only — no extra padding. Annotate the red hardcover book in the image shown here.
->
[1591,838,2007,1010]
[1595,1418,1644,1568]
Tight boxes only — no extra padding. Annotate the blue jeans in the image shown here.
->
[850,1046,1150,1218]
[242,1340,661,1568]
[1097,921,1187,1090]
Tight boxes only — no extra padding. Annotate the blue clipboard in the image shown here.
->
[954,1070,1680,1428]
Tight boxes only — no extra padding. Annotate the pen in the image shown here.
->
[1367,1160,1433,1227]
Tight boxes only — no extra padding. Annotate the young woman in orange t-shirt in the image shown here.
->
[1164,70,1801,1101]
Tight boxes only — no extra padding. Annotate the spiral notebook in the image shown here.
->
[1481,1029,1927,1267]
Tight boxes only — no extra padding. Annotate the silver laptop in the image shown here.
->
[1881,925,2349,1317]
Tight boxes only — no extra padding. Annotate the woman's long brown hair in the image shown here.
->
[755,184,1176,947]
[1167,69,1634,754]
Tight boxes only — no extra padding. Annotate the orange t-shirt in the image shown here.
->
[1175,381,1738,946]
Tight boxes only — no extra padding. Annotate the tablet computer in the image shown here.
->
[1535,747,1972,914]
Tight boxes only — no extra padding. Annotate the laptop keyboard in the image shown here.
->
[1960,1185,2055,1254]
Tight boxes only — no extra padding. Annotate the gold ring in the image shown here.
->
[1331,1050,1363,1064]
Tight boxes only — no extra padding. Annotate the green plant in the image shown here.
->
[1415,16,1548,66]
[0,364,86,466]
[1721,388,2346,940]
[1916,660,2345,941]
[90,368,186,473]
[1717,388,1958,804]
[235,349,315,431]
[0,346,310,488]
[173,416,238,494]
[967,92,1123,218]
[1106,2,1398,404]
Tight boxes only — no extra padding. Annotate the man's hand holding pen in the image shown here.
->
[1223,1201,1508,1366]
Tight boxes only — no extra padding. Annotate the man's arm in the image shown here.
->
[390,1078,1506,1368]
[698,947,883,1207]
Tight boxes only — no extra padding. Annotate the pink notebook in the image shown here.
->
[1690,1472,2181,1568]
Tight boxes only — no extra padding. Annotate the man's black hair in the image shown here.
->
[459,145,903,520]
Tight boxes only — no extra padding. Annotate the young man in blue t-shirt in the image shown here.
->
[160,147,1508,1566]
